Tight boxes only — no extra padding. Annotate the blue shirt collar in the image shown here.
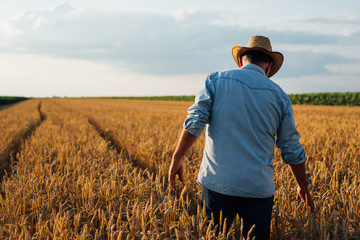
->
[241,64,266,76]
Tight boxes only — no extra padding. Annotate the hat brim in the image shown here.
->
[232,46,284,78]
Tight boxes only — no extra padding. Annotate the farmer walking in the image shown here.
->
[168,35,315,239]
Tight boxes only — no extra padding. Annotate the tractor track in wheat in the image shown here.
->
[0,102,46,182]
[88,117,158,176]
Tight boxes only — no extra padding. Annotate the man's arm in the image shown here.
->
[168,129,198,191]
[289,162,315,212]
[276,100,314,212]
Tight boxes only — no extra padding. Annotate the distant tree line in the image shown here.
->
[0,97,29,106]
[88,92,360,106]
[87,95,196,101]
[288,92,359,106]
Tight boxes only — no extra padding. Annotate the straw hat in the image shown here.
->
[232,35,284,77]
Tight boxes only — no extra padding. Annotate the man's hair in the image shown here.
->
[241,50,273,65]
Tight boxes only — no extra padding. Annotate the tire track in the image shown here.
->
[49,99,159,178]
[89,117,198,204]
[0,102,46,182]
[88,118,158,176]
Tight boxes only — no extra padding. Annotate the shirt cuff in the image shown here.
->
[282,148,306,165]
[183,120,205,138]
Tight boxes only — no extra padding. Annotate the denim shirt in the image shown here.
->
[184,64,306,198]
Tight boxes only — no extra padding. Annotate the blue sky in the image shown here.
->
[1,0,359,97]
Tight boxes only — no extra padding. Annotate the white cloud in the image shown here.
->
[0,3,359,79]
[1,2,360,97]
[173,8,198,20]
[0,53,205,97]
[50,2,75,14]
[32,16,49,30]
[326,63,360,74]
[275,74,360,94]
[276,50,353,78]
[271,13,360,37]
[1,21,22,39]
[301,13,360,25]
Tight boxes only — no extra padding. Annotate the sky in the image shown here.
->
[1,0,360,97]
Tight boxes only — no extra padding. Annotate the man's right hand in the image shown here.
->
[296,186,315,212]
[168,129,198,191]
[168,159,184,191]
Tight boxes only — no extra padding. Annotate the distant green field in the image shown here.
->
[86,92,360,106]
[0,96,29,106]
[288,92,360,106]
[86,95,196,101]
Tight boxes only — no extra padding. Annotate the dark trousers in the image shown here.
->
[201,186,274,240]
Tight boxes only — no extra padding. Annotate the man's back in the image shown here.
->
[185,64,301,198]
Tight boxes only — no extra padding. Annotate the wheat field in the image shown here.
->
[0,99,359,239]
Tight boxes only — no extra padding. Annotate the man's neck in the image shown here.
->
[242,61,270,76]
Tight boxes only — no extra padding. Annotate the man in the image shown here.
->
[168,35,315,239]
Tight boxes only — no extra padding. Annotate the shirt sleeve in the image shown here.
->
[276,101,306,164]
[183,74,214,137]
